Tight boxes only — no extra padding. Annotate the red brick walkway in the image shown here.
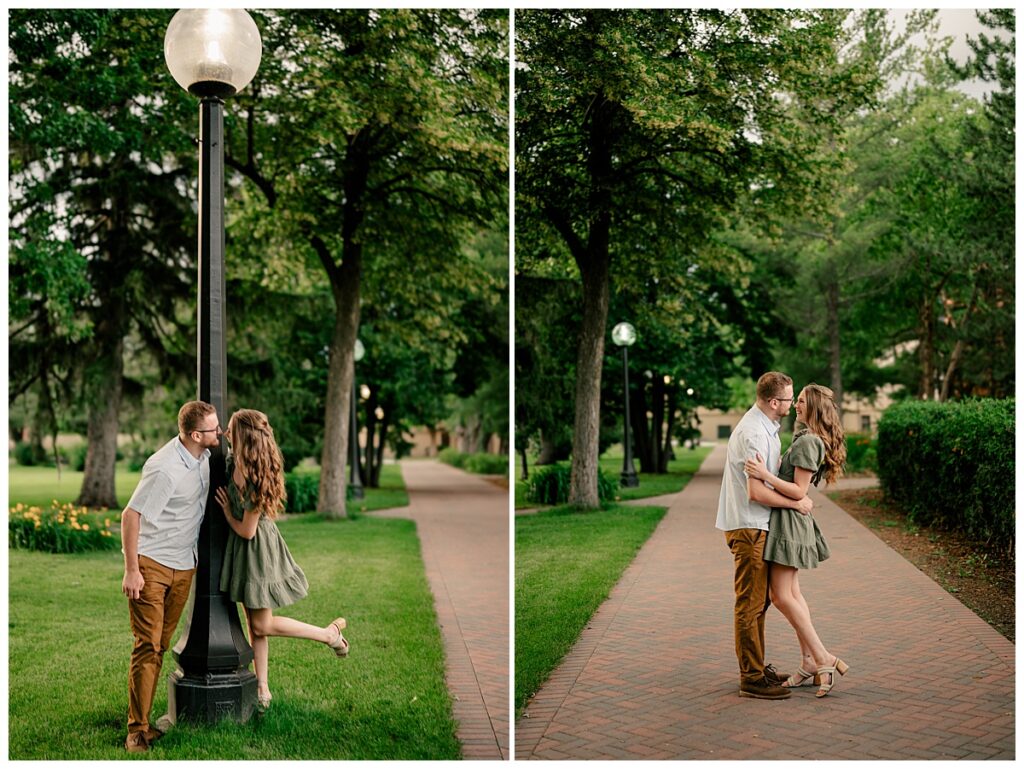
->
[374,460,508,760]
[516,444,1014,760]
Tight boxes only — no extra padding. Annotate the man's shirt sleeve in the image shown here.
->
[740,431,767,466]
[127,469,175,523]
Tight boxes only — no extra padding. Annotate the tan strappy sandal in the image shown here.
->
[328,617,349,657]
[816,657,849,698]
[783,666,819,688]
[256,690,272,713]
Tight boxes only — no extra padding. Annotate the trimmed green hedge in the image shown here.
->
[877,399,1014,549]
[524,462,618,506]
[438,448,508,476]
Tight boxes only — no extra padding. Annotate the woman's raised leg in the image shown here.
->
[246,607,341,644]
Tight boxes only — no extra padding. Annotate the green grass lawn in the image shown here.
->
[514,503,667,716]
[514,444,713,508]
[9,512,460,759]
[9,461,409,514]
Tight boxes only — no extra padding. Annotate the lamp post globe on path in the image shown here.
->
[349,339,365,500]
[611,322,639,488]
[163,9,262,726]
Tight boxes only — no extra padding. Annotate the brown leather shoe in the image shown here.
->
[739,677,792,700]
[144,725,163,744]
[125,731,149,753]
[764,664,792,686]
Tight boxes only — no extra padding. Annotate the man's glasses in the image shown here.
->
[772,397,794,404]
[194,426,222,433]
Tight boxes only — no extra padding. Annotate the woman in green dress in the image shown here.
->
[744,384,848,698]
[214,409,349,712]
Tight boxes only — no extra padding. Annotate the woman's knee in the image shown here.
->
[249,613,272,637]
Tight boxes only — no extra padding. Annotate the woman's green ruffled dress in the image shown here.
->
[763,431,831,570]
[219,460,309,609]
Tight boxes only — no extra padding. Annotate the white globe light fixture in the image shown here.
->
[354,338,366,362]
[611,321,637,348]
[165,9,262,97]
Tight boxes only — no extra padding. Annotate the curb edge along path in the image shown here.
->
[516,444,1014,760]
[372,460,509,760]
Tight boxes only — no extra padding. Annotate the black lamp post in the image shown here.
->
[611,322,639,487]
[349,339,365,499]
[163,9,262,726]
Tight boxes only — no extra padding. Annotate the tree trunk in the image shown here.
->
[75,338,123,508]
[631,383,653,473]
[76,286,125,509]
[568,254,609,507]
[939,281,980,402]
[318,278,359,518]
[537,430,568,465]
[568,96,613,508]
[825,278,844,419]
[919,295,935,400]
[316,136,371,518]
[520,446,529,479]
[651,373,665,474]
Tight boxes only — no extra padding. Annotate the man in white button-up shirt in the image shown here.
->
[716,372,814,700]
[120,401,222,753]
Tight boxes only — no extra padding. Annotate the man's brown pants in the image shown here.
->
[725,529,771,685]
[127,555,194,735]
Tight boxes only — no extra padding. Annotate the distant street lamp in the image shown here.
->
[611,322,639,488]
[163,8,262,726]
[349,339,365,500]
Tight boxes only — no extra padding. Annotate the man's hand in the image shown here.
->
[123,569,145,600]
[796,495,814,515]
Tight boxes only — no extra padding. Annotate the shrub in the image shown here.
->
[13,442,45,467]
[66,443,89,472]
[462,453,509,475]
[438,448,468,468]
[284,470,320,513]
[877,399,1013,550]
[9,502,119,554]
[844,432,877,474]
[123,442,154,472]
[524,463,619,506]
[440,449,509,475]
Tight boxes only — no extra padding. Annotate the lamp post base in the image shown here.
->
[348,484,365,500]
[620,471,639,488]
[167,668,258,725]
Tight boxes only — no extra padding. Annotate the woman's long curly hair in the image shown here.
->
[228,409,286,519]
[798,384,847,485]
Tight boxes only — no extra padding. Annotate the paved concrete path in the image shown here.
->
[516,444,1014,760]
[371,460,508,760]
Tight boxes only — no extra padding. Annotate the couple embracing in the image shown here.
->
[716,372,849,700]
[120,402,350,752]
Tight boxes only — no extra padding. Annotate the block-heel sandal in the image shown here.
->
[816,658,849,698]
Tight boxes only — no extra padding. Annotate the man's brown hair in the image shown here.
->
[756,371,793,402]
[178,401,216,436]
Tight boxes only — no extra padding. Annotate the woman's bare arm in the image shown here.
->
[215,487,260,540]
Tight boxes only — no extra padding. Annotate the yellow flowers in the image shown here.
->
[9,501,118,554]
